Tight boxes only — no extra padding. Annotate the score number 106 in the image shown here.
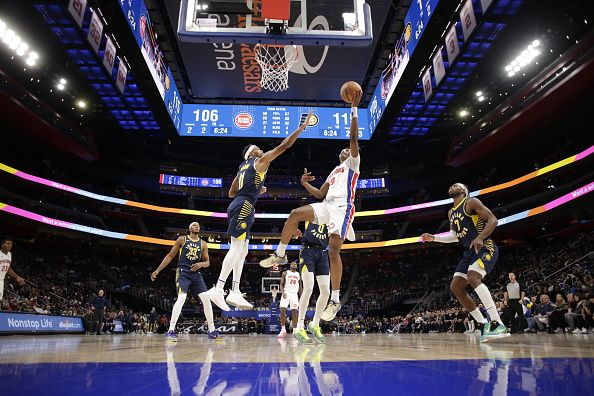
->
[193,109,220,122]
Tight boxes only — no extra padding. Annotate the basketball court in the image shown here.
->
[1,334,594,394]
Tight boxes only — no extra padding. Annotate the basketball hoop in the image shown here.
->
[255,44,298,92]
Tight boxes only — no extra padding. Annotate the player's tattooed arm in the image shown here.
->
[466,198,498,252]
[228,175,239,198]
[151,237,183,281]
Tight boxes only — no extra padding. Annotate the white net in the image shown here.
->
[255,44,298,92]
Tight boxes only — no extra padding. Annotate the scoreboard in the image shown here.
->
[180,104,370,140]
[159,174,223,188]
[357,178,386,189]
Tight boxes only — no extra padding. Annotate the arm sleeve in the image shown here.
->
[434,230,459,244]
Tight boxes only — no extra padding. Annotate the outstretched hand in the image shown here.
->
[351,90,362,107]
[420,233,435,243]
[150,271,158,282]
[301,168,315,184]
[299,112,313,131]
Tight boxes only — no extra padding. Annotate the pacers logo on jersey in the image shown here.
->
[300,113,318,127]
[450,211,469,239]
[239,221,247,229]
[186,245,199,260]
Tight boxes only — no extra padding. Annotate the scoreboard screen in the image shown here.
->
[357,178,386,189]
[180,104,370,140]
[159,174,223,188]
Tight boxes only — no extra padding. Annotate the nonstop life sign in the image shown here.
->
[0,312,84,334]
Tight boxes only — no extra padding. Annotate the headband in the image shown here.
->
[454,183,469,197]
[188,222,199,231]
[244,145,258,160]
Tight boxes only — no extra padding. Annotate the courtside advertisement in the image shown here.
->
[0,312,84,334]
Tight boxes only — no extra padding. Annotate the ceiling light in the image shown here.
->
[478,96,485,102]
[532,39,540,47]
[25,57,35,66]
[507,71,515,77]
[475,91,482,97]
[76,100,87,108]
[59,78,67,85]
[459,110,468,117]
[56,83,65,91]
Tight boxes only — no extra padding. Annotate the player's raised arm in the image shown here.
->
[191,241,210,272]
[151,237,184,281]
[349,90,362,158]
[256,113,312,170]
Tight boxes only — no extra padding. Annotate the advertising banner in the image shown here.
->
[0,312,84,334]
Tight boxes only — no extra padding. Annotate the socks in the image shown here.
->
[474,283,503,325]
[169,292,187,331]
[330,289,340,304]
[313,275,330,327]
[199,293,215,333]
[276,242,288,257]
[470,308,487,324]
[232,240,248,292]
[216,237,243,291]
[296,272,314,330]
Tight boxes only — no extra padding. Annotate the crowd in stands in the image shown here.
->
[1,229,592,337]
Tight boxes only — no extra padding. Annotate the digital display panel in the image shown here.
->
[357,178,386,189]
[159,174,223,188]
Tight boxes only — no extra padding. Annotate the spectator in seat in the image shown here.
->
[527,294,554,333]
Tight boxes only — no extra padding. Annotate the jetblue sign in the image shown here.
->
[0,312,84,334]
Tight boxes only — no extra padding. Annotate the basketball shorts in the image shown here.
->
[227,197,255,240]
[176,268,208,295]
[454,243,499,279]
[311,201,355,241]
[280,292,299,310]
[299,246,329,276]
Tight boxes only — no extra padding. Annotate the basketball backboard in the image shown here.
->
[178,0,372,46]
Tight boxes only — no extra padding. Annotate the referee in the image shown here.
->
[504,272,527,333]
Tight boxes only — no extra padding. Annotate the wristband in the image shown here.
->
[351,107,358,118]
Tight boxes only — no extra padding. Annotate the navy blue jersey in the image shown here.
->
[177,236,203,270]
[449,198,493,249]
[235,157,266,203]
[302,221,329,249]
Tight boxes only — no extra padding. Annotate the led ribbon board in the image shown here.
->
[0,146,591,219]
[1,181,592,250]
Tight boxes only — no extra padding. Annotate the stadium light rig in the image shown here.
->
[0,17,39,66]
[505,40,541,77]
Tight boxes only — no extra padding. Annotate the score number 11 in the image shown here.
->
[332,113,350,126]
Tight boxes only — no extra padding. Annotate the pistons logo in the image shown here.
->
[234,113,253,129]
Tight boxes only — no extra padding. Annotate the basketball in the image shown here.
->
[340,81,362,103]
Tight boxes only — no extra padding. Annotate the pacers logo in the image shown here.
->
[234,113,253,129]
[300,113,318,127]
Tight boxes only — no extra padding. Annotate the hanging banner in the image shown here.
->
[432,47,446,86]
[480,0,494,13]
[460,0,477,41]
[445,23,460,64]
[103,36,116,76]
[422,68,433,102]
[87,10,104,54]
[67,0,87,27]
[116,59,128,93]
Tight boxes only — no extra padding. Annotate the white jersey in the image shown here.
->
[284,271,300,294]
[324,155,360,206]
[0,251,11,281]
